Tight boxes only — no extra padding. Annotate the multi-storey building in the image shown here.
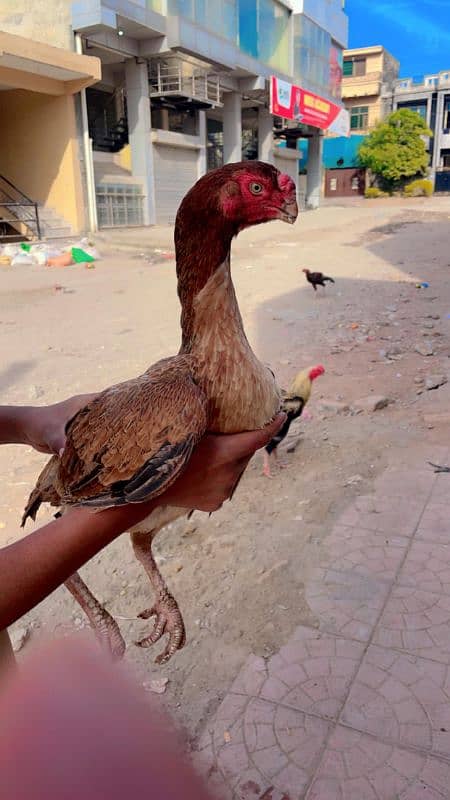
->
[341,45,399,134]
[73,0,348,226]
[0,1,348,234]
[394,71,450,192]
[0,3,100,238]
[322,44,398,197]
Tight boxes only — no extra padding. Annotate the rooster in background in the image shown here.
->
[263,365,324,478]
[302,268,335,292]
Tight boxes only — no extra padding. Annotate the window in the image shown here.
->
[329,178,337,191]
[401,103,427,120]
[343,59,353,77]
[343,58,366,77]
[351,176,359,191]
[350,106,369,130]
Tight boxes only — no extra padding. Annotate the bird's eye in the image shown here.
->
[249,182,263,195]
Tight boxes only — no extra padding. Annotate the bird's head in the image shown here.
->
[218,162,298,229]
[308,365,325,382]
[177,161,298,238]
[302,268,310,274]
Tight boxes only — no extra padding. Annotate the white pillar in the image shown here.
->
[223,91,242,163]
[75,33,97,232]
[198,110,207,178]
[125,58,156,225]
[306,131,323,209]
[431,91,444,175]
[258,106,274,164]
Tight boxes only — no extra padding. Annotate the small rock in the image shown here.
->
[11,626,30,652]
[353,395,390,413]
[385,305,397,312]
[28,384,45,400]
[318,400,349,415]
[144,678,169,695]
[414,342,434,357]
[425,374,448,391]
[344,474,363,486]
[385,345,403,359]
[257,560,289,584]
[422,321,434,329]
[414,376,424,385]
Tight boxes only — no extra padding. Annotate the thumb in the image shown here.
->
[232,412,287,458]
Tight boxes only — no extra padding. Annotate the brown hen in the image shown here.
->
[22,161,298,663]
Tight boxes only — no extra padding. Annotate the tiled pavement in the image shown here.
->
[193,448,450,799]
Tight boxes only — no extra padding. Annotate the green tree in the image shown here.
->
[358,109,432,191]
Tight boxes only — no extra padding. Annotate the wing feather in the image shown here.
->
[50,356,209,509]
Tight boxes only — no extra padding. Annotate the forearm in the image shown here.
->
[0,503,157,630]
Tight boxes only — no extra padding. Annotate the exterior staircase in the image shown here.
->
[0,174,73,242]
[0,174,41,241]
[37,206,74,240]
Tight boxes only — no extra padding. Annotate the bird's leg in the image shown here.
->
[65,571,126,660]
[131,531,186,664]
[262,449,274,478]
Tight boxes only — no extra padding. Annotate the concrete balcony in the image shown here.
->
[73,0,167,36]
[342,72,382,99]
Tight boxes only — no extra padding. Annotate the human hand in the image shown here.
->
[24,394,97,455]
[162,412,286,512]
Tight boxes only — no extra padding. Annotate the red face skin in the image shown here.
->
[308,365,325,381]
[221,170,298,229]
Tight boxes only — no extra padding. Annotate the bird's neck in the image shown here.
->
[175,215,237,350]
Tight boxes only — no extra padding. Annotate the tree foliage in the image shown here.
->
[358,109,432,189]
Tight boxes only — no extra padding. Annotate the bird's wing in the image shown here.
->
[58,359,208,508]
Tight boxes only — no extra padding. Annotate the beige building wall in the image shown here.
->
[0,0,73,51]
[0,89,85,231]
[342,46,399,133]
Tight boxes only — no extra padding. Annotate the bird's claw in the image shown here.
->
[94,610,126,661]
[136,596,186,663]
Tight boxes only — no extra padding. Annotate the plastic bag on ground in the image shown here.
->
[11,253,34,266]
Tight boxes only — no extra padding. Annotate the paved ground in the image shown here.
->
[194,449,450,800]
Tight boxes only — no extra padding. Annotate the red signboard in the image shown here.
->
[270,76,349,135]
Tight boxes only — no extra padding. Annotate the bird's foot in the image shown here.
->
[136,594,186,664]
[93,608,126,661]
[262,463,274,478]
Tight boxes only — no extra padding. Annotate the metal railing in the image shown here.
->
[0,174,41,240]
[149,60,222,107]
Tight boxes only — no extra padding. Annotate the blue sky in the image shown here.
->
[346,0,450,78]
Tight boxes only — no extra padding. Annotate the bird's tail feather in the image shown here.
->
[21,455,61,527]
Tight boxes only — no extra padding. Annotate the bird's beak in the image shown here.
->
[276,198,298,225]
